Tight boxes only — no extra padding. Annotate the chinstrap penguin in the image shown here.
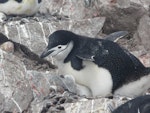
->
[0,0,42,16]
[112,95,150,113]
[40,30,150,97]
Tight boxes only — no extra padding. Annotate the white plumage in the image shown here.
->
[0,0,42,16]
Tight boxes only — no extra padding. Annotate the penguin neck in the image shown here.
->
[63,40,78,62]
[54,41,74,63]
[64,38,81,63]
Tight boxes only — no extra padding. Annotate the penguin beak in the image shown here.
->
[40,48,54,58]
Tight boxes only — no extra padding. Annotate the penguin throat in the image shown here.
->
[55,41,74,61]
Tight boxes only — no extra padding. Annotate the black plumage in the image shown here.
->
[113,95,150,113]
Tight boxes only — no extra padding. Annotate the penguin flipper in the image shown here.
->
[104,31,129,42]
[71,57,84,70]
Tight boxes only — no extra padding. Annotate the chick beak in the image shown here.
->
[40,48,54,58]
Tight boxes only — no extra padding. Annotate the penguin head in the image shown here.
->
[40,30,76,60]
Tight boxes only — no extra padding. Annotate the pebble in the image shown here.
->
[0,41,14,53]
[0,12,7,22]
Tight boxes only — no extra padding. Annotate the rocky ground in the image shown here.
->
[0,0,150,113]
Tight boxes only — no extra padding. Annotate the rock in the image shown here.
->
[0,41,14,53]
[39,0,100,19]
[26,71,53,100]
[39,0,150,20]
[0,0,150,112]
[0,92,5,112]
[101,3,146,34]
[26,71,78,113]
[131,0,150,10]
[138,53,150,67]
[63,96,130,113]
[116,0,130,8]
[26,71,77,99]
[136,14,150,51]
[0,50,79,113]
[0,50,33,112]
[0,12,7,22]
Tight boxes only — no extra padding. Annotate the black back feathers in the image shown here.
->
[113,95,150,113]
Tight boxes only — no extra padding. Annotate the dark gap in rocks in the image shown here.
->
[0,33,9,44]
[56,106,65,110]
[0,33,56,71]
[41,107,49,113]
[59,98,66,104]
[14,42,57,70]
[40,92,80,113]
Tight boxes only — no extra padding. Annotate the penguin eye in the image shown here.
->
[91,56,94,59]
[15,0,22,3]
[58,46,62,49]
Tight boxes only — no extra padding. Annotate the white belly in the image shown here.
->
[57,61,113,97]
[114,74,150,97]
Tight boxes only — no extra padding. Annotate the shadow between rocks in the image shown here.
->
[0,33,56,71]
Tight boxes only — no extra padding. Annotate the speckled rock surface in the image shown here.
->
[0,50,33,112]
